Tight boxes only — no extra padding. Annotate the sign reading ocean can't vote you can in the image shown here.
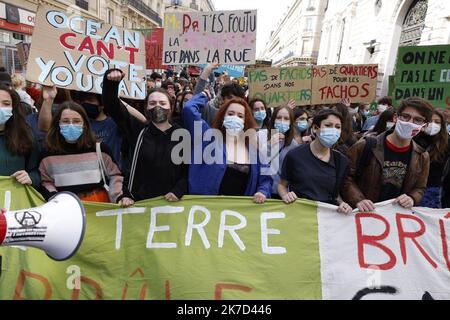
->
[26,5,146,100]
[163,10,257,65]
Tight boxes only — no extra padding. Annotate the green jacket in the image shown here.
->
[0,133,40,188]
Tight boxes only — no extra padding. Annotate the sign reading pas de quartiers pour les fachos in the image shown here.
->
[163,10,257,65]
[26,5,146,100]
[394,45,450,108]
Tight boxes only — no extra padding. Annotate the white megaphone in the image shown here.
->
[0,192,86,261]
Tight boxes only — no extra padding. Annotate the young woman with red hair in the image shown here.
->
[183,93,272,204]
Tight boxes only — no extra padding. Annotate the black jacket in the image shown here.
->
[102,70,188,201]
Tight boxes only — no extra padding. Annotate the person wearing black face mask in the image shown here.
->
[102,69,188,202]
[81,102,101,119]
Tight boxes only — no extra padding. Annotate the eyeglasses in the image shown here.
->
[398,113,426,126]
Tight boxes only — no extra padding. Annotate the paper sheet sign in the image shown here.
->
[26,5,146,100]
[163,10,257,65]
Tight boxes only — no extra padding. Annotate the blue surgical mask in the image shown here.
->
[296,121,309,133]
[318,128,341,148]
[274,121,290,134]
[253,110,266,123]
[60,124,83,142]
[0,107,13,125]
[363,111,371,117]
[447,124,450,134]
[223,116,244,136]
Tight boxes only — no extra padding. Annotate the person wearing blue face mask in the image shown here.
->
[267,106,295,199]
[38,102,134,207]
[278,110,352,214]
[183,94,272,204]
[0,85,40,188]
[250,99,270,130]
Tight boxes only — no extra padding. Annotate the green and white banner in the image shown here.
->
[0,177,448,300]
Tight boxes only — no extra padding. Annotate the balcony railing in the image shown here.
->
[126,0,162,26]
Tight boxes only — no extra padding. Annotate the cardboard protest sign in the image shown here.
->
[26,5,146,100]
[248,67,312,107]
[141,28,166,70]
[163,10,257,65]
[393,45,450,108]
[311,64,378,105]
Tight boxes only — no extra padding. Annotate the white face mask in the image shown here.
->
[395,120,424,140]
[377,104,388,113]
[348,107,359,116]
[425,123,441,136]
[386,121,395,130]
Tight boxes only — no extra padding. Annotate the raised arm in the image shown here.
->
[38,86,57,132]
[102,69,144,145]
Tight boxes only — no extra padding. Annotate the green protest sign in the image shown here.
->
[0,177,320,300]
[394,45,450,108]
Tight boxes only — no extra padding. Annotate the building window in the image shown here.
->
[307,0,315,10]
[157,3,161,15]
[75,0,89,11]
[337,18,346,62]
[302,39,312,55]
[399,0,428,47]
[106,8,113,25]
[123,17,127,28]
[304,18,313,32]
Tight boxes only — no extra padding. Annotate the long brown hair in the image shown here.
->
[211,98,257,138]
[334,103,356,145]
[45,101,97,154]
[429,110,449,163]
[268,106,295,147]
[2,85,35,156]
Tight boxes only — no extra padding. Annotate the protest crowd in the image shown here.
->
[0,5,449,219]
[1,60,449,215]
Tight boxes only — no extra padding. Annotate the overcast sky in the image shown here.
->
[213,0,294,57]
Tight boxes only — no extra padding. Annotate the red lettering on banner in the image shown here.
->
[356,213,397,270]
[14,270,52,300]
[121,267,148,300]
[71,276,103,300]
[165,280,171,300]
[214,283,252,300]
[60,33,76,49]
[124,47,138,64]
[440,213,450,271]
[396,214,437,269]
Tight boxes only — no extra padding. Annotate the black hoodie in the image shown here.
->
[102,70,188,201]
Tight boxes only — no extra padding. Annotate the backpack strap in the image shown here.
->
[332,150,342,202]
[355,136,377,182]
[96,142,110,192]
